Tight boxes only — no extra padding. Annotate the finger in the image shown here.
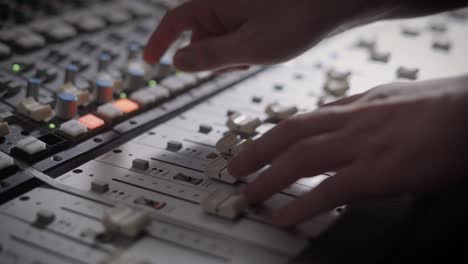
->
[214,65,250,73]
[322,91,368,107]
[172,29,248,72]
[191,29,207,43]
[271,166,362,227]
[228,108,350,177]
[143,1,199,64]
[241,132,354,205]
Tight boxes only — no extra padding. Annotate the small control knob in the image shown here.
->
[35,209,56,227]
[55,92,78,120]
[98,53,111,72]
[127,42,141,61]
[124,65,145,91]
[64,63,79,84]
[95,79,114,104]
[26,77,41,100]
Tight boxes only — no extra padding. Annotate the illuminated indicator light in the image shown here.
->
[148,80,157,87]
[113,98,139,114]
[48,123,56,129]
[119,92,127,99]
[12,63,21,72]
[78,114,105,130]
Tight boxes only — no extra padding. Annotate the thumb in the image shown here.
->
[173,31,249,72]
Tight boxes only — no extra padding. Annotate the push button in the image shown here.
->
[0,152,14,171]
[59,119,88,139]
[16,136,46,155]
[97,103,123,122]
[78,114,105,131]
[113,98,139,114]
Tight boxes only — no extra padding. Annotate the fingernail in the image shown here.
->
[174,50,196,70]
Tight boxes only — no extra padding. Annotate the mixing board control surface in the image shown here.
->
[0,0,468,263]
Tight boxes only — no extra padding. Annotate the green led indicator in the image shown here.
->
[49,123,56,129]
[119,92,127,99]
[148,80,157,87]
[12,63,21,73]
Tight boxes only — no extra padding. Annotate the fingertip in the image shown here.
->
[143,50,157,65]
[239,185,256,203]
[227,157,242,177]
[173,48,198,72]
[271,209,293,227]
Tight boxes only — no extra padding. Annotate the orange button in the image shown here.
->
[113,99,139,114]
[78,114,105,130]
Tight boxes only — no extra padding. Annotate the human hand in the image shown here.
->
[143,0,389,72]
[227,75,468,227]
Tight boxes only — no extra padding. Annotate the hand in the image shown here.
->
[227,75,468,227]
[143,0,389,72]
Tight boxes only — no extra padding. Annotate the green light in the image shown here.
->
[148,80,157,88]
[12,63,21,73]
[49,123,56,129]
[119,92,127,99]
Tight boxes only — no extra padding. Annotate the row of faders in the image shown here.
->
[201,102,299,219]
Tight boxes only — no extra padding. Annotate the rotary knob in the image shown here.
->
[55,92,78,120]
[26,77,41,100]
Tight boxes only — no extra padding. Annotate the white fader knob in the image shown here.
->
[226,113,261,136]
[324,69,351,97]
[205,156,237,184]
[230,138,253,156]
[265,103,298,121]
[17,97,52,122]
[215,132,240,154]
[102,206,151,238]
[200,190,248,220]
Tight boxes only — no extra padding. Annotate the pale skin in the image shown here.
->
[144,0,468,226]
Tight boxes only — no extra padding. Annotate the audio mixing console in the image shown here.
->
[0,0,467,263]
